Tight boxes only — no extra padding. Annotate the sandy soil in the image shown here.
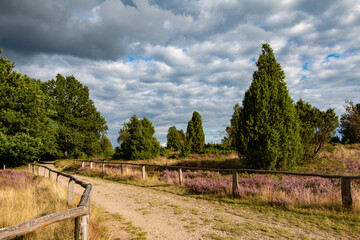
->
[41,163,343,240]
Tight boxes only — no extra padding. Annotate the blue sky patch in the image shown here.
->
[301,76,307,81]
[127,56,153,62]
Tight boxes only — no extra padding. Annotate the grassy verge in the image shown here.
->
[0,169,109,239]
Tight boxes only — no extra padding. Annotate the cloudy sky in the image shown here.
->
[1,0,360,146]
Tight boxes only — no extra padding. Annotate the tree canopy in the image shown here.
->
[186,111,205,153]
[237,44,303,170]
[43,74,108,159]
[116,115,160,160]
[167,126,186,151]
[0,50,108,166]
[295,99,338,160]
[340,101,360,144]
[222,103,242,150]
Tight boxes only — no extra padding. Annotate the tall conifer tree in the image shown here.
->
[186,111,205,153]
[237,44,303,170]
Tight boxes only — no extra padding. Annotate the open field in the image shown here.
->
[52,144,360,239]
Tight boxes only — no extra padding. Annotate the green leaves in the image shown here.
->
[295,99,339,160]
[116,115,160,160]
[167,126,186,151]
[237,44,303,170]
[340,101,360,144]
[43,74,107,158]
[0,50,108,166]
[186,111,205,153]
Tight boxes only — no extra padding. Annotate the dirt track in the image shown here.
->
[42,163,344,240]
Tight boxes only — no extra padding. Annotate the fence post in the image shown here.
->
[3,165,5,170]
[57,174,62,188]
[48,169,51,179]
[44,168,47,177]
[341,177,353,209]
[37,165,41,175]
[75,214,89,240]
[232,171,239,198]
[68,179,74,206]
[142,165,146,180]
[179,168,183,186]
[102,163,105,172]
[33,164,35,174]
[90,162,93,169]
[28,163,31,172]
[81,161,85,168]
[121,164,124,175]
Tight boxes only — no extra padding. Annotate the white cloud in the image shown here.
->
[2,0,360,146]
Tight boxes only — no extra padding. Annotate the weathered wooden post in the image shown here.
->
[57,174,62,188]
[179,168,183,186]
[341,177,353,209]
[48,169,51,179]
[33,164,35,174]
[89,162,93,169]
[232,171,239,198]
[28,163,31,172]
[81,161,85,168]
[102,163,105,172]
[142,165,146,180]
[37,165,41,175]
[120,164,124,175]
[3,165,5,170]
[68,179,74,206]
[44,168,47,177]
[75,214,89,240]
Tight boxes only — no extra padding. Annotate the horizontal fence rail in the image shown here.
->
[0,164,92,240]
[75,159,360,209]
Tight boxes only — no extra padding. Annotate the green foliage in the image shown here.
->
[340,101,360,144]
[204,143,236,154]
[180,142,191,158]
[99,134,114,157]
[116,115,160,160]
[186,111,205,153]
[43,74,107,158]
[0,50,50,166]
[295,99,339,160]
[237,44,303,170]
[222,103,242,150]
[167,126,186,151]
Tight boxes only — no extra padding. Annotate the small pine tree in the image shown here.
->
[237,44,303,170]
[186,111,205,153]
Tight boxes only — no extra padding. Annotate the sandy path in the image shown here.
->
[41,163,341,240]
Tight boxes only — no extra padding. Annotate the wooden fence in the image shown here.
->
[75,159,360,209]
[0,164,92,240]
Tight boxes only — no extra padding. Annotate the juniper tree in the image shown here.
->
[167,126,186,151]
[186,111,205,153]
[116,115,160,160]
[295,99,338,160]
[340,101,360,144]
[237,44,303,170]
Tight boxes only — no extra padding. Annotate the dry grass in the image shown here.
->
[0,169,109,239]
